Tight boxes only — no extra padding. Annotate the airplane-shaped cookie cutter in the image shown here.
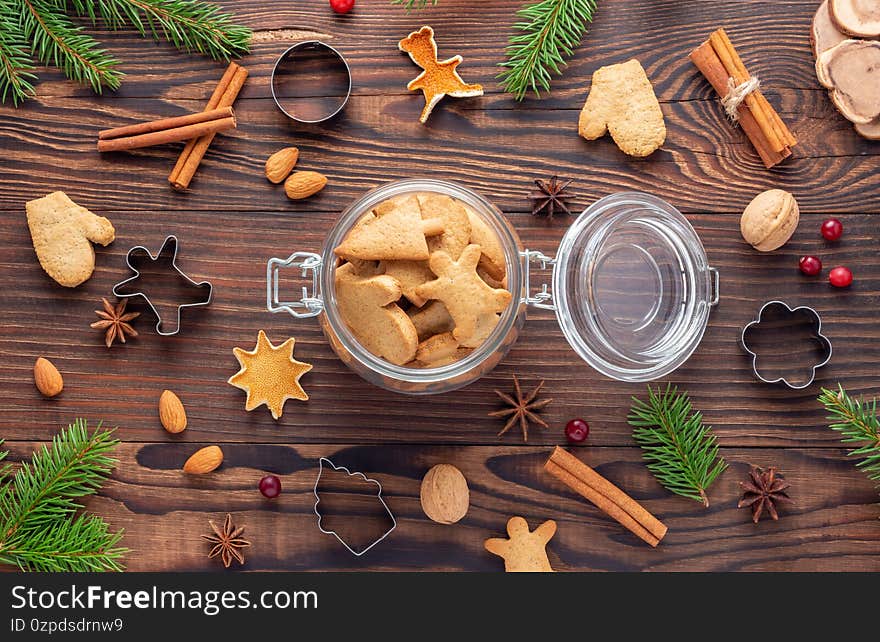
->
[112,235,213,336]
[313,457,396,557]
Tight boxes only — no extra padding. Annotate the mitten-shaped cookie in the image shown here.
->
[334,194,444,261]
[26,191,115,287]
[578,59,666,157]
[414,244,512,346]
[484,516,556,572]
[335,263,418,365]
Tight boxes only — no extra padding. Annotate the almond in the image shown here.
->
[183,446,223,474]
[284,171,327,200]
[420,464,469,524]
[158,389,187,433]
[34,357,63,397]
[265,147,299,184]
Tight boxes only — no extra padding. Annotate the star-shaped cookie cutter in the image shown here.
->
[740,300,832,389]
[313,457,396,557]
[112,235,213,336]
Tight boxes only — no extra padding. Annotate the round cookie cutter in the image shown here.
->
[270,41,352,123]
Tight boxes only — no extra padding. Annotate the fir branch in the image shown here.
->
[0,513,125,572]
[17,0,123,93]
[819,385,880,490]
[628,385,727,507]
[0,8,37,105]
[499,0,596,100]
[0,419,126,572]
[391,0,438,10]
[66,0,251,61]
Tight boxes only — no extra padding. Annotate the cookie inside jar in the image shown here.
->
[332,191,512,368]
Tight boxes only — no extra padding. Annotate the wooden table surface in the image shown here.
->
[1,0,879,572]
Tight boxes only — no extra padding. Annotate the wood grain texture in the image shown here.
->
[2,442,878,572]
[0,0,878,572]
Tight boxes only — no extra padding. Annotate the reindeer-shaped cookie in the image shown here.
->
[398,26,483,123]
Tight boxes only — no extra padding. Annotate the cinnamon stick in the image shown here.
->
[688,41,790,168]
[710,29,797,149]
[99,107,235,141]
[96,114,236,153]
[544,446,667,547]
[708,30,784,153]
[169,64,249,190]
[168,62,239,187]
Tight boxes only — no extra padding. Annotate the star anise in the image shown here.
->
[90,298,139,348]
[202,513,251,568]
[529,175,573,218]
[489,375,553,441]
[738,466,793,523]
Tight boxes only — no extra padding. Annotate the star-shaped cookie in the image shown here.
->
[228,330,312,420]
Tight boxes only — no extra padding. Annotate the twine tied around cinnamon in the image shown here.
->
[721,75,761,123]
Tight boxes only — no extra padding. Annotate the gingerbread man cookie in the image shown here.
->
[484,517,557,572]
[335,262,418,365]
[415,244,512,347]
[334,194,444,261]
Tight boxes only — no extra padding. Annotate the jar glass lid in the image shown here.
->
[552,192,716,382]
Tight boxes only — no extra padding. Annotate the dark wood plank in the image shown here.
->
[1,209,877,446]
[1,94,878,216]
[3,442,878,572]
[2,0,879,573]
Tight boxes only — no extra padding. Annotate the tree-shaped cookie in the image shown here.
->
[335,263,419,365]
[334,194,444,261]
[415,244,512,347]
[484,517,557,572]
[398,26,484,124]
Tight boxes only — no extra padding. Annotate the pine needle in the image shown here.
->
[499,0,596,100]
[0,419,127,572]
[67,0,252,61]
[0,0,250,105]
[819,385,880,492]
[391,0,437,10]
[0,10,37,105]
[17,0,124,93]
[628,385,727,507]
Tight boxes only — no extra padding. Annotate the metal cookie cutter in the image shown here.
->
[741,300,832,389]
[270,41,352,123]
[112,235,213,336]
[313,457,396,557]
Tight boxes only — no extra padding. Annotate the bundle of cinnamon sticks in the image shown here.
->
[545,446,667,547]
[96,61,248,190]
[689,28,797,168]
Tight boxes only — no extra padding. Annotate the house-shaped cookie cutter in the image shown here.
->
[313,457,396,557]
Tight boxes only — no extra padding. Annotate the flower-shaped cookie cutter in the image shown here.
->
[740,300,832,389]
[112,235,213,336]
[313,457,396,557]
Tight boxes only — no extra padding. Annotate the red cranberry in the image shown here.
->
[829,266,853,288]
[798,255,822,276]
[259,475,282,498]
[565,418,590,443]
[329,0,354,13]
[821,218,843,241]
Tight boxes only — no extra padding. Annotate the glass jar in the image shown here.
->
[268,181,718,394]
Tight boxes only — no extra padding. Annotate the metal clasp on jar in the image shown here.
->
[266,252,324,318]
[521,249,557,311]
